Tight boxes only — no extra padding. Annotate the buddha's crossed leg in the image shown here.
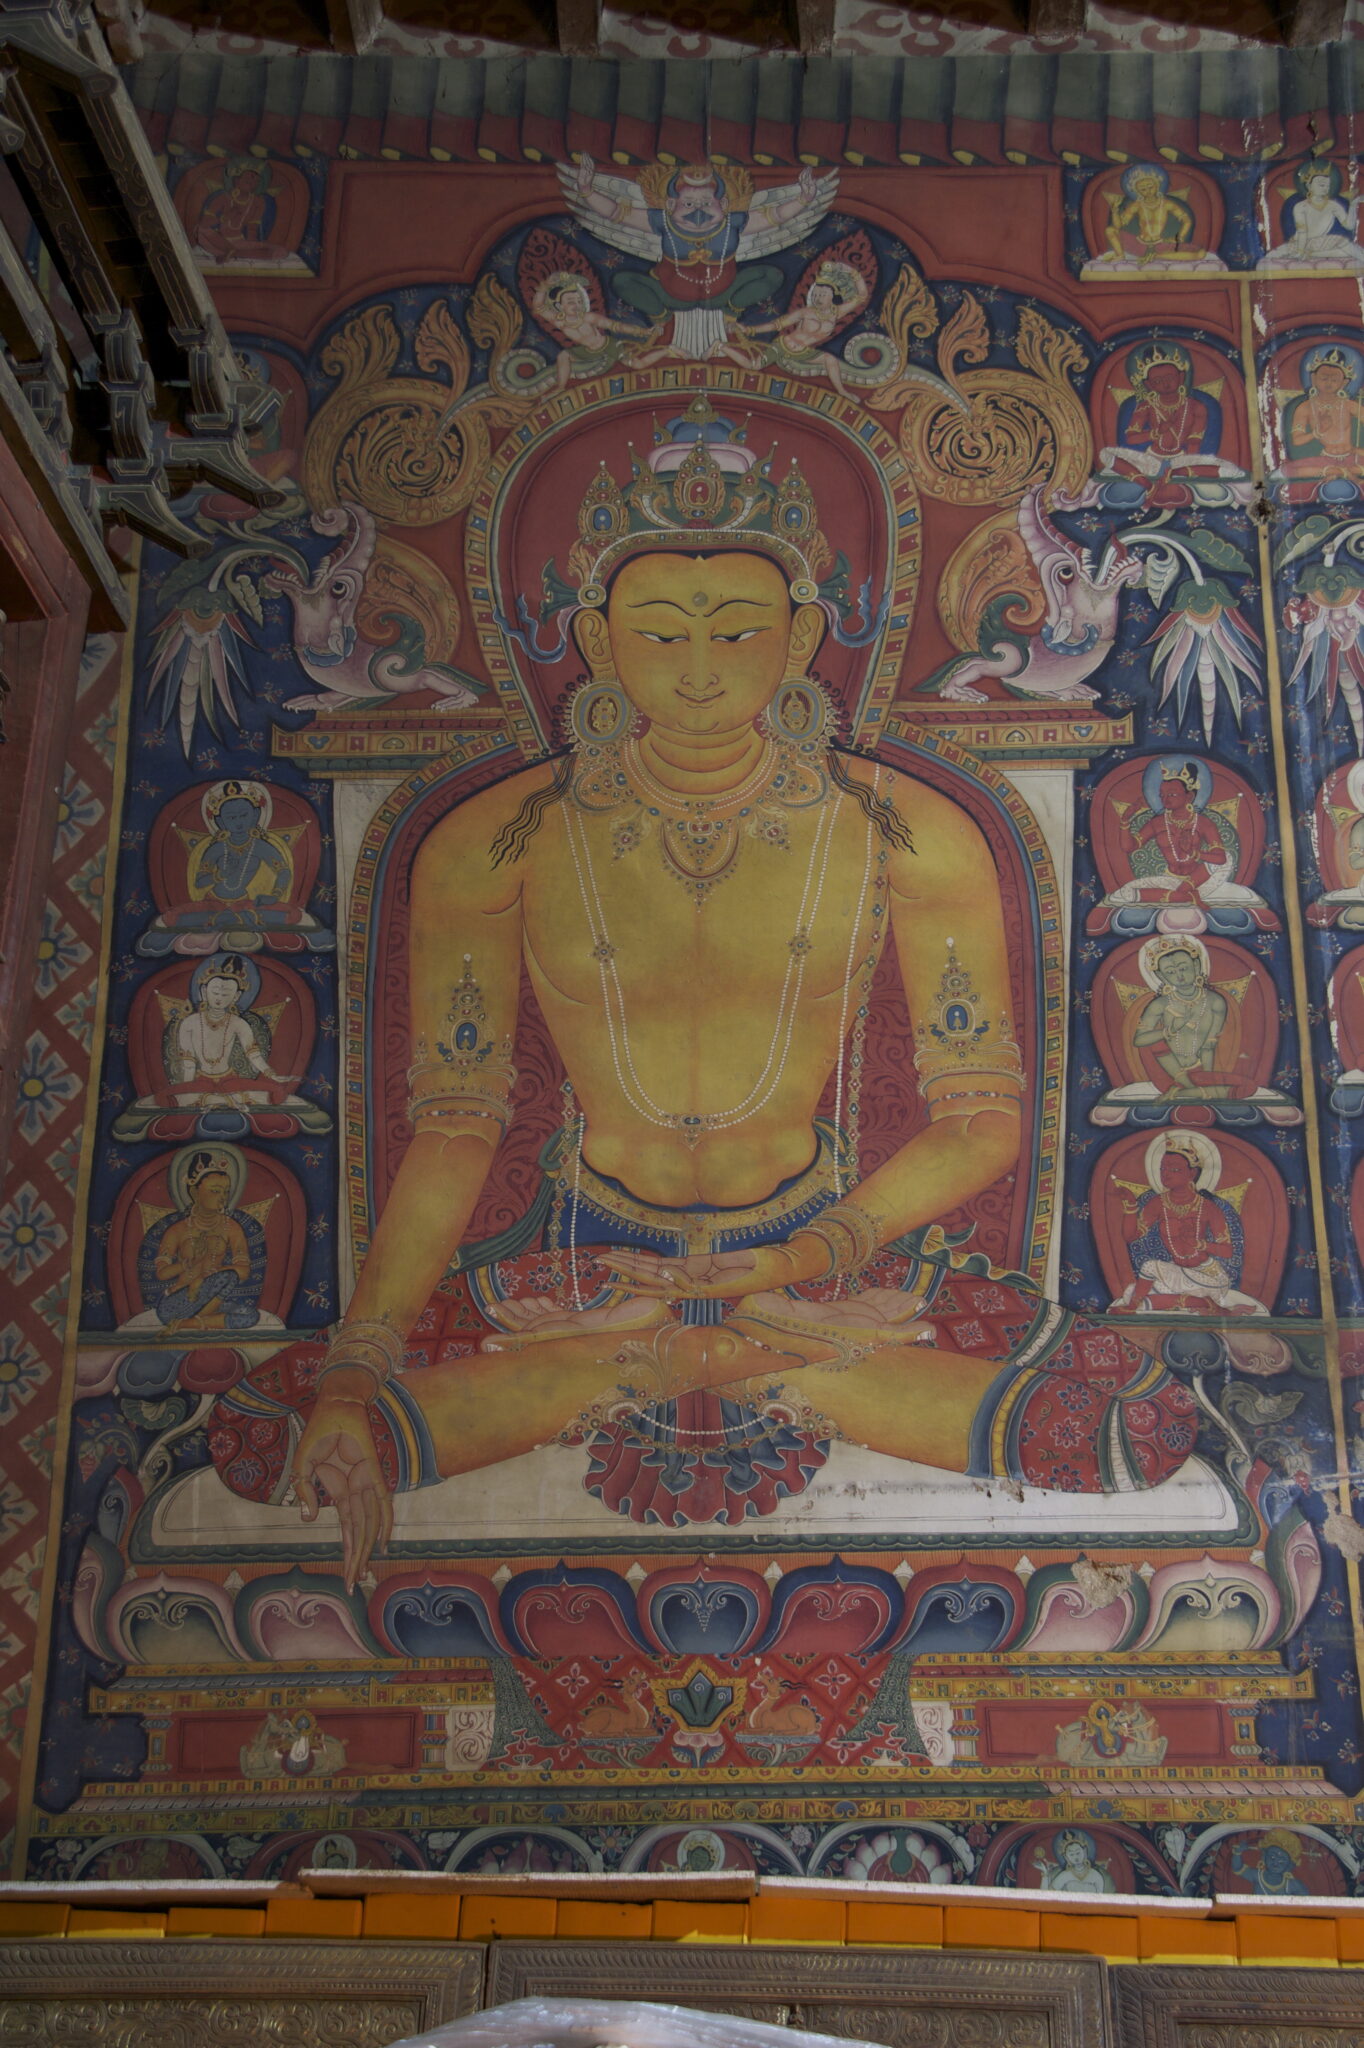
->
[432,1289,1001,1476]
[290,1289,999,1584]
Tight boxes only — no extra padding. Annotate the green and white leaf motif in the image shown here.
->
[1272,512,1336,575]
[1177,527,1252,577]
[1221,1383,1303,1431]
[1142,547,1182,608]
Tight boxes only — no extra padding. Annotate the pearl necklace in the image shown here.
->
[564,784,845,1143]
[624,738,779,816]
[1140,391,1194,448]
[622,739,798,904]
[1156,983,1211,1020]
[1160,812,1204,864]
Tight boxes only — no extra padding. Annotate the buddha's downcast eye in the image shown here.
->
[714,629,762,642]
[636,630,686,642]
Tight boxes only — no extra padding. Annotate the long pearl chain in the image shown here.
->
[564,784,845,1137]
[832,774,879,1197]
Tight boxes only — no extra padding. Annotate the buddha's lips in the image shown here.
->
[676,687,724,705]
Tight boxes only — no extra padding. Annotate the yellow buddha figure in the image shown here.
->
[208,398,1200,1583]
[1088,164,1222,274]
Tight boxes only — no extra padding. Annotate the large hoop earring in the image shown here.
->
[568,677,637,748]
[761,677,832,749]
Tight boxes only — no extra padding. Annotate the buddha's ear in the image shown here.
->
[573,605,612,675]
[786,600,826,674]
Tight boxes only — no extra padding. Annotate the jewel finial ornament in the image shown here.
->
[563,393,833,606]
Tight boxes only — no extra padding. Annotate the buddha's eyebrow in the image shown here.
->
[624,598,773,613]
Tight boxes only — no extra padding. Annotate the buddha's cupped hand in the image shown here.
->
[606,1237,833,1299]
[291,1385,393,1589]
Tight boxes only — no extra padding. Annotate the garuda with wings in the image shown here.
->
[558,156,839,362]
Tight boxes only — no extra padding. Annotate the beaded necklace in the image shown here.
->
[564,782,845,1144]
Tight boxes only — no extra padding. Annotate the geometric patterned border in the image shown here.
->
[4,1937,1364,2047]
[1112,1962,1364,2045]
[0,632,126,1866]
[0,1939,485,2041]
[485,1942,1110,2048]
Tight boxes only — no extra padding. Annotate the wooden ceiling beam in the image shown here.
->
[1027,0,1085,36]
[791,0,836,56]
[1281,0,1347,43]
[324,0,384,54]
[555,0,601,57]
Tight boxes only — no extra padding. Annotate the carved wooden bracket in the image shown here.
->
[0,0,278,621]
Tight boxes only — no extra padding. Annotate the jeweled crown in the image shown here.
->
[564,394,833,605]
[1129,340,1191,380]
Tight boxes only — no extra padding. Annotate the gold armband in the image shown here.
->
[319,1317,404,1395]
[921,1067,1026,1119]
[801,1199,881,1279]
[915,1033,1024,1087]
[408,954,516,1142]
[914,942,1024,1098]
[407,1057,516,1141]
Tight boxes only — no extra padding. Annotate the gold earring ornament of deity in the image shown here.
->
[567,675,640,750]
[761,675,835,752]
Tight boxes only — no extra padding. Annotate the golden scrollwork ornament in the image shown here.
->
[302,297,492,525]
[897,295,1093,506]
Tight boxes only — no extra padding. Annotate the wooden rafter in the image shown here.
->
[790,0,836,55]
[1027,0,1085,36]
[1281,0,1347,44]
[324,0,384,54]
[555,0,601,57]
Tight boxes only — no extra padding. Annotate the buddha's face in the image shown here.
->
[192,1171,231,1214]
[1159,774,1194,812]
[577,550,823,738]
[1157,948,1202,994]
[1307,173,1332,201]
[1159,1149,1200,1193]
[1143,362,1187,400]
[1062,1840,1089,1870]
[216,795,260,838]
[1132,169,1162,202]
[1312,362,1349,397]
[202,974,242,1012]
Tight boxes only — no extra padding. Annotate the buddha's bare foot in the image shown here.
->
[727,1286,935,1369]
[615,1318,802,1399]
[480,1292,667,1352]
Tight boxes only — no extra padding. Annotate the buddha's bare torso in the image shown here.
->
[498,759,895,1207]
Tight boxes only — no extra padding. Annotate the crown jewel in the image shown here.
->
[565,394,833,605]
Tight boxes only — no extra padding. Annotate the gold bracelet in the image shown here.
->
[802,1198,881,1278]
[319,1317,404,1393]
